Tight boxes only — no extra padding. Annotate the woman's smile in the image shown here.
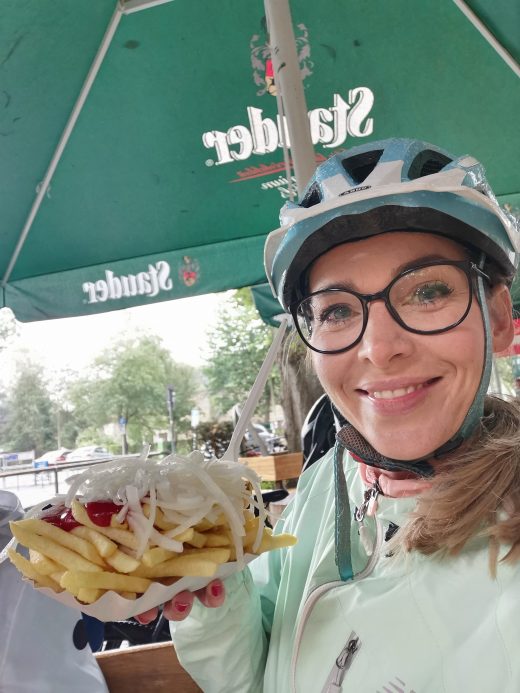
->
[356,376,441,414]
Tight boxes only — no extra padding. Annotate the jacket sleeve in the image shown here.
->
[170,456,330,691]
[170,565,270,693]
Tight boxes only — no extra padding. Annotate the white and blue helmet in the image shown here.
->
[265,138,519,311]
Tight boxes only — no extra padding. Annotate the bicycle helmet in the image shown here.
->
[264,138,520,477]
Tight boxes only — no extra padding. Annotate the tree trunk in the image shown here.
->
[122,432,128,455]
[277,333,324,452]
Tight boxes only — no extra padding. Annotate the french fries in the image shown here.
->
[8,452,297,612]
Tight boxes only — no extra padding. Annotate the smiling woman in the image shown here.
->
[166,138,520,693]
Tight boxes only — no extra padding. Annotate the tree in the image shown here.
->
[68,333,198,452]
[204,290,280,422]
[276,335,324,452]
[0,308,18,350]
[1,359,56,455]
[204,289,324,452]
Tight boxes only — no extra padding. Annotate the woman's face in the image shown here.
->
[308,232,513,461]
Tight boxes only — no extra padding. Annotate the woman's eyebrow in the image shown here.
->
[313,254,454,292]
[394,254,452,274]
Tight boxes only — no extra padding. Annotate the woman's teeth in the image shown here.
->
[372,383,424,399]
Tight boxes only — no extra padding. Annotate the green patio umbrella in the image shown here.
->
[1,0,518,322]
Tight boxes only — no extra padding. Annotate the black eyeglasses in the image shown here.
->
[291,260,489,355]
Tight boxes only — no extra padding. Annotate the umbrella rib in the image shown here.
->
[1,3,124,288]
[452,0,520,79]
[222,315,289,462]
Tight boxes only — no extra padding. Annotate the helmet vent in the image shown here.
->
[341,149,384,184]
[300,183,322,208]
[408,150,453,179]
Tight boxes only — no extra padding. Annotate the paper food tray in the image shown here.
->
[23,553,257,621]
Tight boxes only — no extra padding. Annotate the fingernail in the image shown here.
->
[174,601,189,613]
[211,583,222,598]
[136,615,153,624]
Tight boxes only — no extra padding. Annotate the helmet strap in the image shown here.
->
[334,439,354,581]
[455,254,493,441]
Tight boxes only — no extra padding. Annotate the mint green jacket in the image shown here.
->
[171,449,520,692]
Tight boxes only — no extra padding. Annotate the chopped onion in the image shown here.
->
[58,451,264,566]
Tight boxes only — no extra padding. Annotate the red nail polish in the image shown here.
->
[211,582,222,598]
[175,602,189,613]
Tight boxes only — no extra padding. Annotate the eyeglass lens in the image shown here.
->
[296,263,471,353]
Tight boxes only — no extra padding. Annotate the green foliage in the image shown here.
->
[75,427,121,455]
[196,420,234,458]
[1,360,56,455]
[495,357,514,392]
[0,309,18,350]
[203,290,280,419]
[56,408,80,449]
[68,334,198,450]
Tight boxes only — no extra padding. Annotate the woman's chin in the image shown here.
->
[365,434,445,463]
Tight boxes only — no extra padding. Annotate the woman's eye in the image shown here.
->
[321,304,353,322]
[412,281,453,304]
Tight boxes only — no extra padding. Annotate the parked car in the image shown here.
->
[67,446,111,462]
[32,448,71,468]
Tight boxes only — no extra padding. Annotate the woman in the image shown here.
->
[143,139,520,692]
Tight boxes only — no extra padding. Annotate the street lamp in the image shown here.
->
[119,416,127,455]
[166,385,176,453]
[191,407,200,451]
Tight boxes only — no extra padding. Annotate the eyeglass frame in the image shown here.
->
[290,259,490,355]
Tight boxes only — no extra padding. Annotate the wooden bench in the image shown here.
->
[239,452,303,487]
[95,642,201,692]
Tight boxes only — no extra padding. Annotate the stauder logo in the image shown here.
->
[202,88,374,167]
[82,261,173,304]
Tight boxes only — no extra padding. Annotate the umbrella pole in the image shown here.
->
[264,0,317,196]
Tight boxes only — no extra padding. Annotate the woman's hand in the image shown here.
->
[135,578,225,623]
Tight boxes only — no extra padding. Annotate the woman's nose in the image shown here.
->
[356,300,414,366]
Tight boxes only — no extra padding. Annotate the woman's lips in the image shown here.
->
[357,377,440,414]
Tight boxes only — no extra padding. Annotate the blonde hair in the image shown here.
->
[394,395,520,574]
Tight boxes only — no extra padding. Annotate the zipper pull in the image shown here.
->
[354,481,381,556]
[367,485,380,516]
[324,634,361,692]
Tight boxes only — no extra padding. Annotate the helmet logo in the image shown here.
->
[340,185,371,196]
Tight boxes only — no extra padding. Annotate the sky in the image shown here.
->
[1,291,232,386]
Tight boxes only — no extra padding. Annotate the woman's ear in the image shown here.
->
[488,284,514,353]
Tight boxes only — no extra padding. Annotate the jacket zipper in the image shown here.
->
[321,632,361,693]
[354,481,381,556]
[290,514,383,692]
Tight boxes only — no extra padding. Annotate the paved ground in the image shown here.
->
[1,468,76,509]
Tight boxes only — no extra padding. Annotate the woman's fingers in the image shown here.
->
[135,606,159,624]
[136,579,226,623]
[162,579,226,621]
[163,590,196,621]
[195,579,225,608]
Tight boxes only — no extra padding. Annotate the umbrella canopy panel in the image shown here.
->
[1,0,519,321]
